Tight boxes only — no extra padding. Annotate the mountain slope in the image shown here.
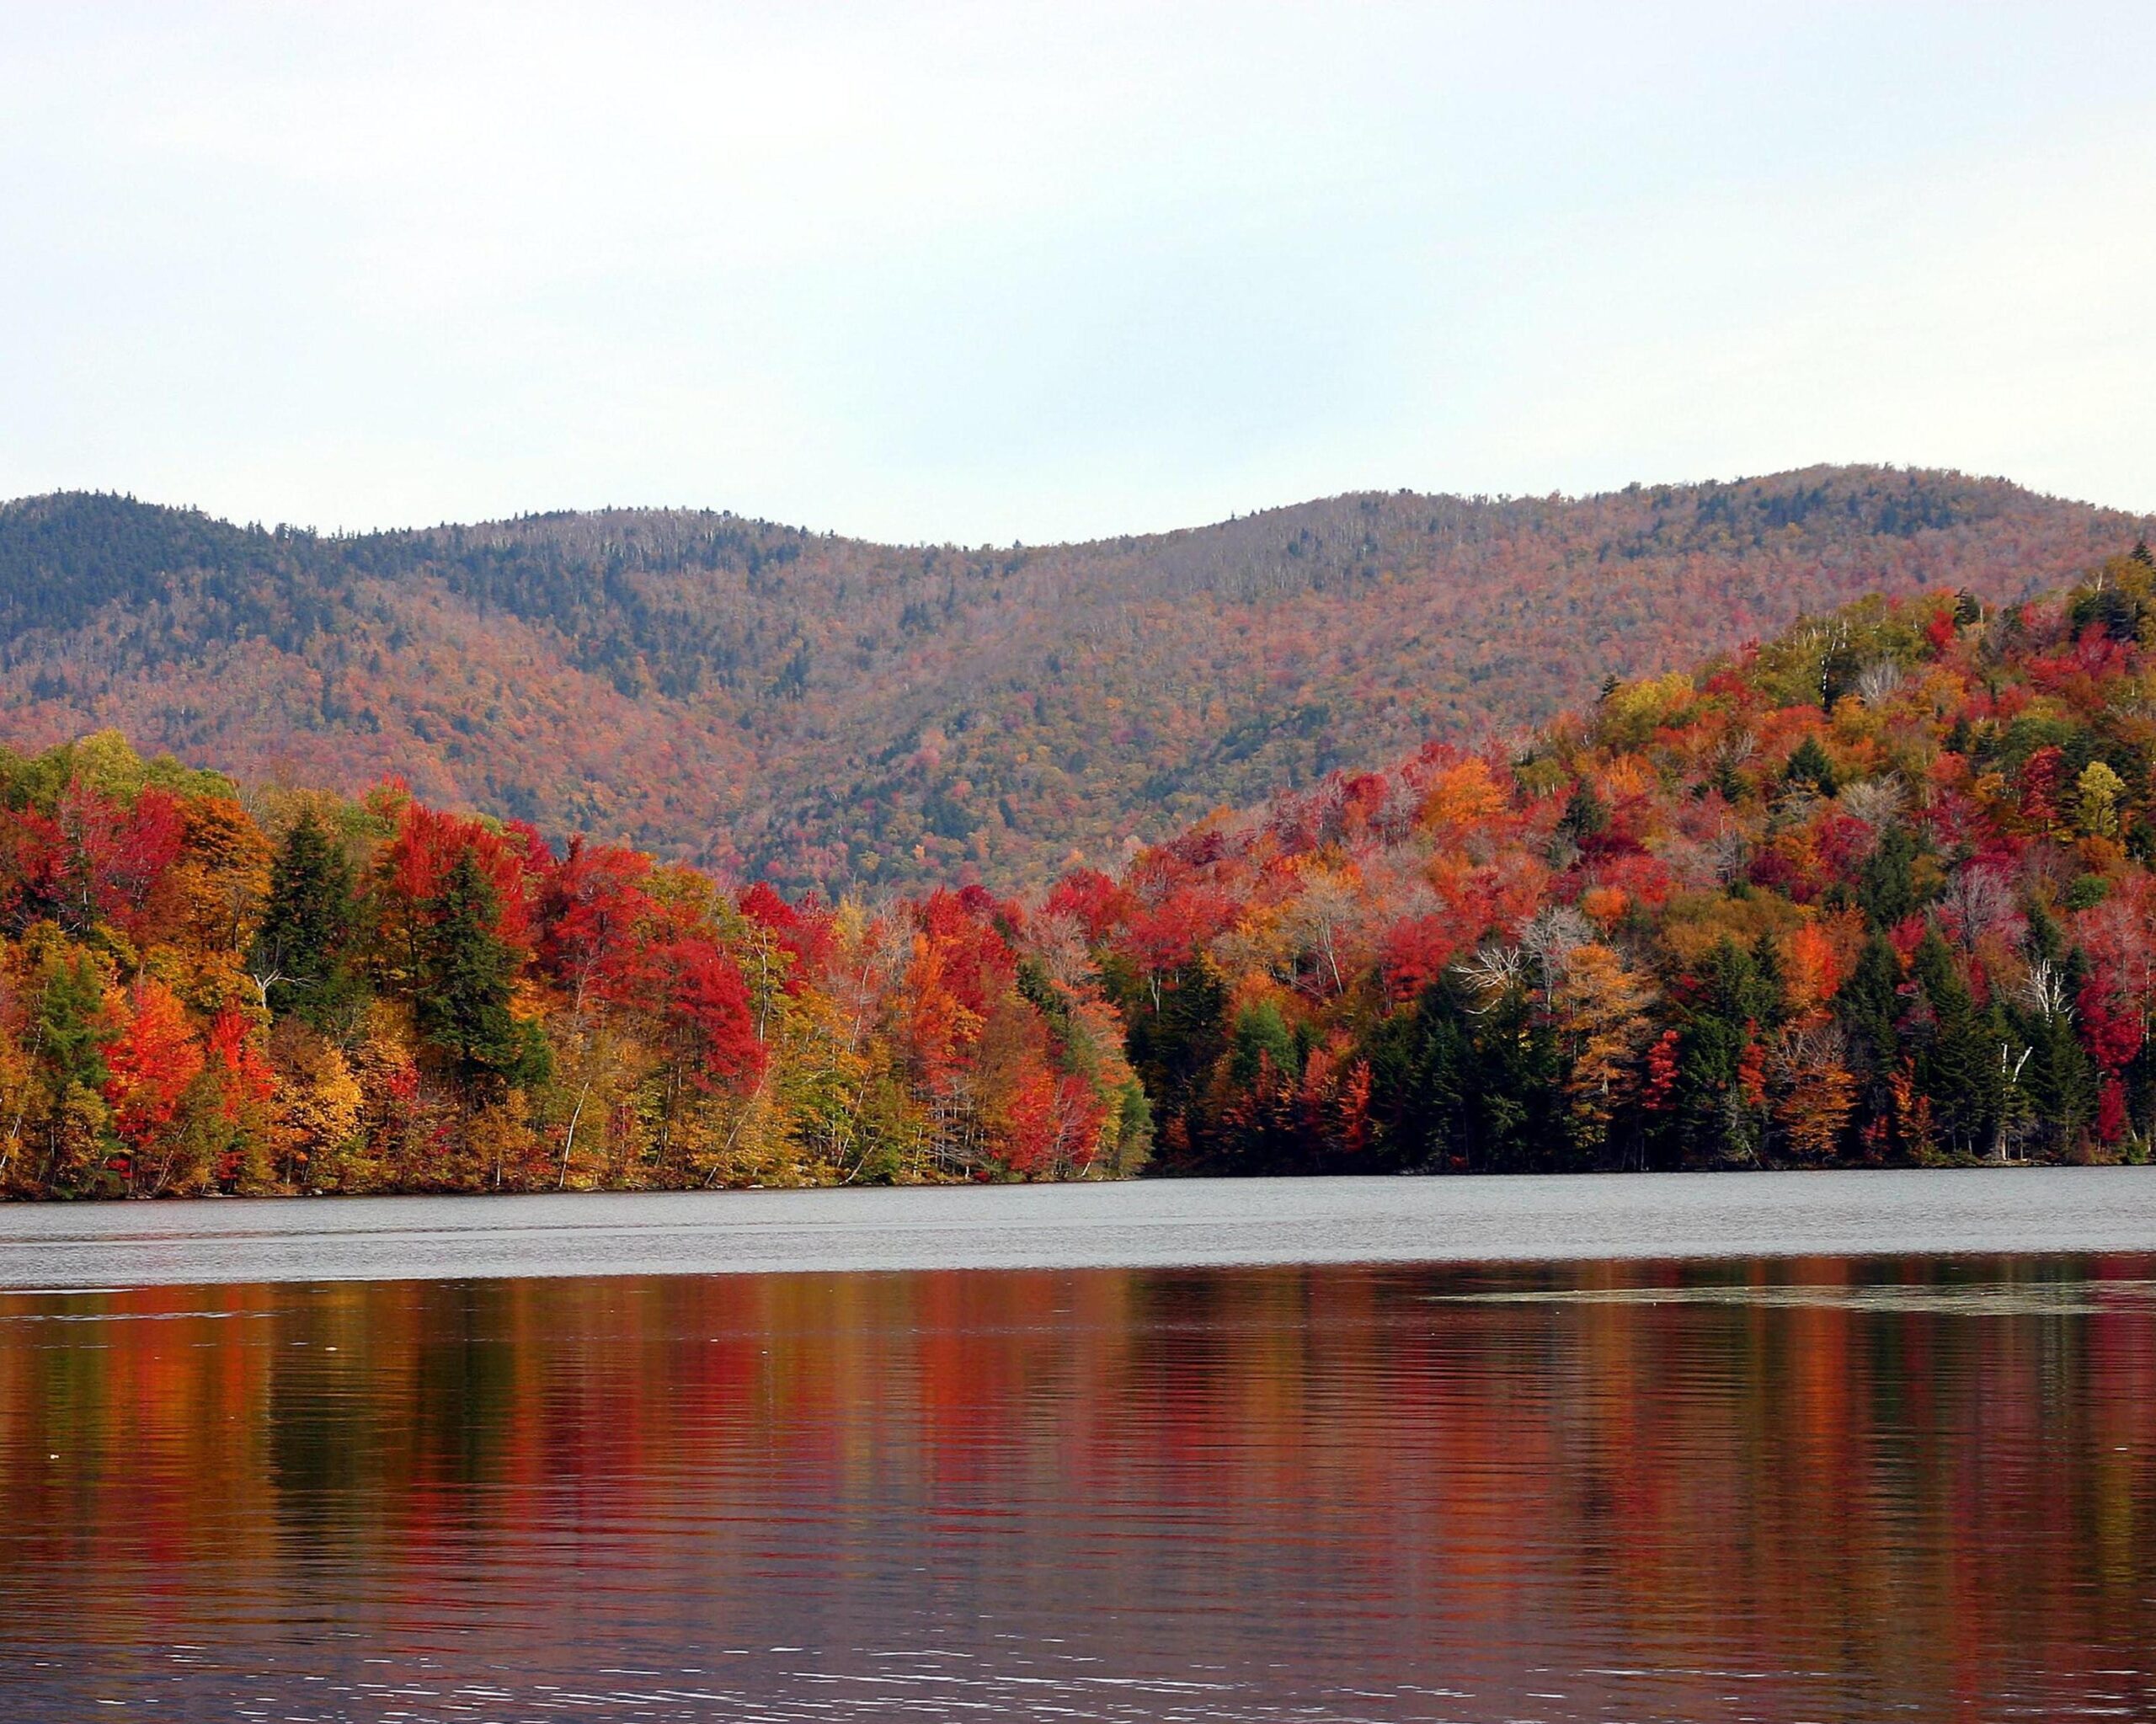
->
[1067,548,2156,1173]
[0,467,2137,889]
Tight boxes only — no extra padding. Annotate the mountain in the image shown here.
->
[0,467,2137,890]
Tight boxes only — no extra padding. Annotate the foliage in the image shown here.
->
[0,741,1144,1198]
[1061,552,2156,1172]
[8,545,2156,1194]
[0,467,2129,893]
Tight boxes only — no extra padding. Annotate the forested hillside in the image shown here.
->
[3,545,2156,1198]
[0,735,1147,1197]
[1075,545,2156,1173]
[0,468,2132,891]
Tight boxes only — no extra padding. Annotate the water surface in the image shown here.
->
[3,1252,2153,1722]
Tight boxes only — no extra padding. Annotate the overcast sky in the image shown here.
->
[5,3,2153,542]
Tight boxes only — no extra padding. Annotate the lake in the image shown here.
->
[3,1174,2154,1721]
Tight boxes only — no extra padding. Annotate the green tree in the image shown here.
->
[1857,825,1929,930]
[2024,898,2066,965]
[2006,964,2093,1160]
[1230,999,1299,1091]
[1910,931,2000,1157]
[1663,939,1795,1165]
[253,811,367,1032]
[416,848,547,1092]
[1367,975,1566,1174]
[38,953,111,1095]
[1783,736,1839,797]
[1834,933,1907,1147]
[33,952,115,1193]
[1099,954,1225,1171]
[1740,933,1789,1030]
[1558,780,1610,844]
[1836,937,1903,1069]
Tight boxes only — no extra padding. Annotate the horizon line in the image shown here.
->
[6,460,2151,555]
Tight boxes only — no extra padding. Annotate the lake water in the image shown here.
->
[3,1176,2155,1721]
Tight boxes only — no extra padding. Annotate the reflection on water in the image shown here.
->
[1435,1277,2156,1316]
[2,1257,2153,1722]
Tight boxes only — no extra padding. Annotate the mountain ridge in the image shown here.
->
[0,466,2141,890]
[23,456,2134,558]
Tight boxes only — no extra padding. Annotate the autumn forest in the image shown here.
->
[4,520,2156,1196]
[0,468,2132,894]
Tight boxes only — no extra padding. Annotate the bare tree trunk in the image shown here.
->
[558,1083,590,1190]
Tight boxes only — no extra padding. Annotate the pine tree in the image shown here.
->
[416,848,547,1093]
[1364,974,1562,1173]
[1857,825,1928,930]
[1910,931,1999,1156]
[2010,987,2093,1159]
[1230,999,1299,1092]
[1833,934,1906,1142]
[2024,898,2065,965]
[1558,780,1610,843]
[1837,938,1903,1058]
[1782,736,1839,797]
[1452,980,1565,1172]
[1675,942,1780,1165]
[33,952,115,1194]
[253,811,366,1032]
[1744,933,1789,1029]
[1101,953,1225,1169]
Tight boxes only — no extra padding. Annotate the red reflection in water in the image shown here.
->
[0,1257,2152,1722]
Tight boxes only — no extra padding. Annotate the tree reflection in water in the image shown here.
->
[1,1257,2152,1721]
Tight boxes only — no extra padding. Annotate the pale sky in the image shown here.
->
[5,3,2153,542]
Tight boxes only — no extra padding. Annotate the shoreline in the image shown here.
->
[2,1166,2153,1290]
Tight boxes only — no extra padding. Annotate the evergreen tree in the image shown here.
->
[1366,975,1564,1173]
[2023,898,2066,965]
[1675,1012,1751,1162]
[1456,983,1566,1171]
[1101,954,1225,1170]
[1782,736,1839,797]
[1741,934,1789,1030]
[1113,1081,1154,1177]
[1910,931,1999,1156]
[252,810,366,1032]
[2009,992,2093,1160]
[416,848,547,1092]
[1857,825,1929,930]
[1833,934,1906,1140]
[33,952,114,1194]
[1836,937,1903,1064]
[1230,999,1299,1091]
[38,952,110,1094]
[2003,903,2089,1157]
[1558,780,1610,844]
[1672,942,1780,1165]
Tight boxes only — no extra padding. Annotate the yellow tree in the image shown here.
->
[1770,1020,1857,1162]
[1552,941,1656,1153]
[2076,761,2127,839]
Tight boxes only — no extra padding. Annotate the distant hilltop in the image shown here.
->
[0,467,2139,890]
